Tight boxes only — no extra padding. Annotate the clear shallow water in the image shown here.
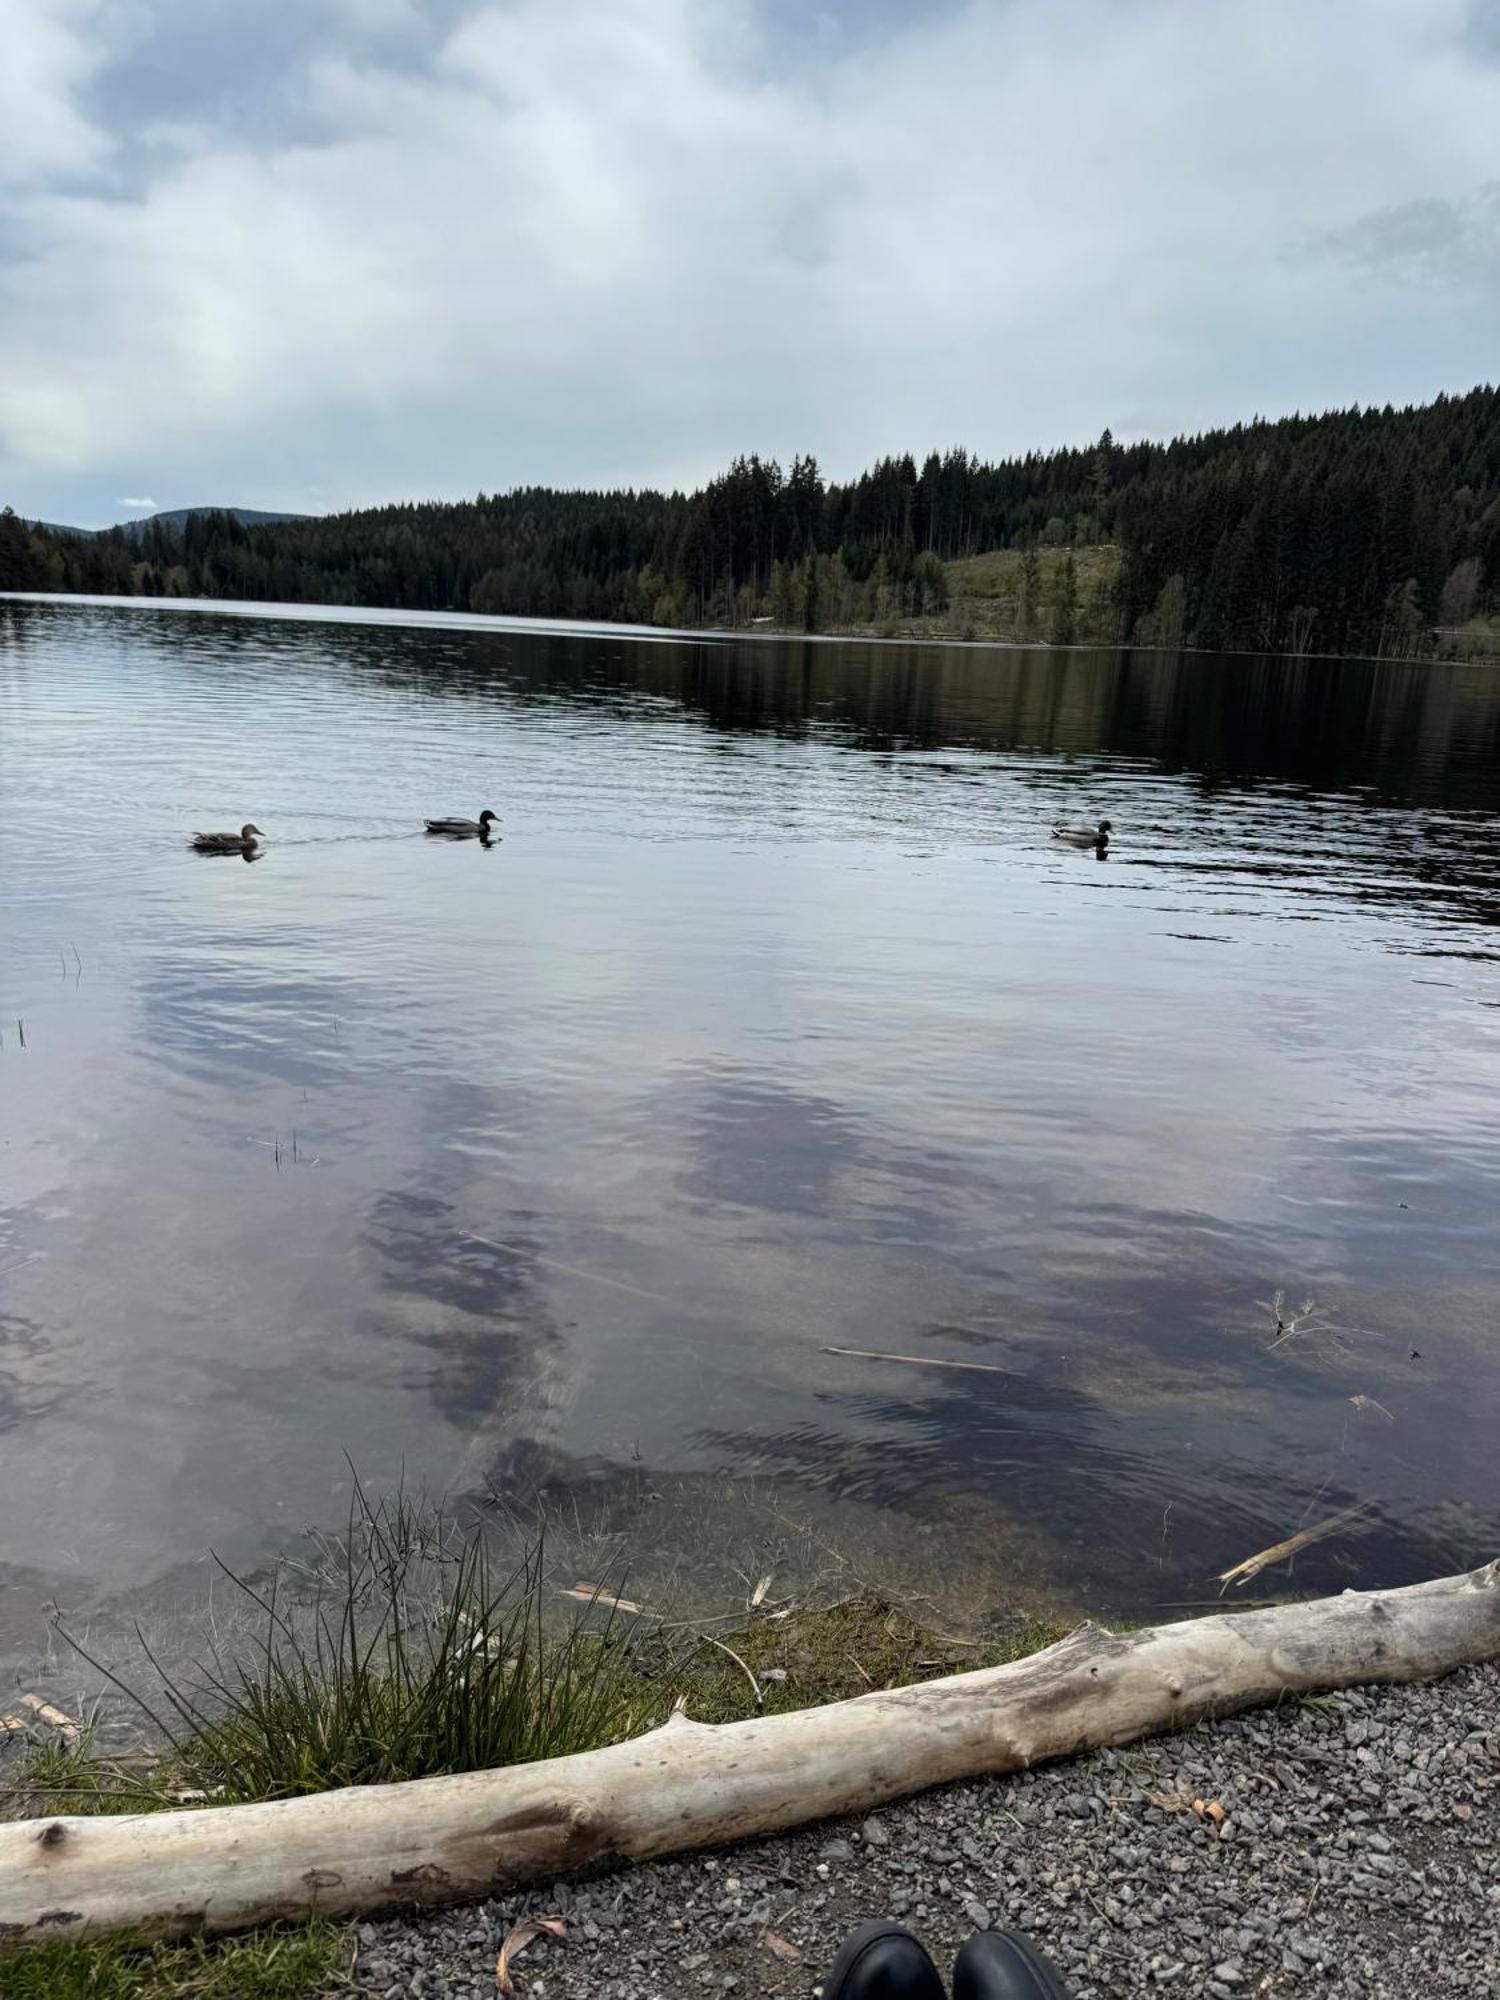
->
[3,594,1500,1657]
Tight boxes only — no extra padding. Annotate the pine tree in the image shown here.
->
[0,506,39,590]
[800,553,821,633]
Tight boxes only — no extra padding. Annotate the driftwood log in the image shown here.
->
[2,1560,1497,1947]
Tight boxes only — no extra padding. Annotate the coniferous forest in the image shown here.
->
[3,385,1498,660]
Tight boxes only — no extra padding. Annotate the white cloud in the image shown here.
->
[118,495,158,510]
[0,0,120,190]
[1,0,1498,525]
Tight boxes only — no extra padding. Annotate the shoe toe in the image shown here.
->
[824,1920,948,2000]
[953,1928,1073,2000]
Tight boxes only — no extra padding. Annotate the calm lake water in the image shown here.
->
[3,594,1500,1664]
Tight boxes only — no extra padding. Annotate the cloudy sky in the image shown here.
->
[2,0,1498,527]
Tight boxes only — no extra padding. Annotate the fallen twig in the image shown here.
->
[701,1634,763,1708]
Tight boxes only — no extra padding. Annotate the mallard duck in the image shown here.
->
[191,823,264,853]
[1052,818,1112,847]
[424,810,500,838]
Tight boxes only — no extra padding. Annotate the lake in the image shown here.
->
[3,594,1500,1668]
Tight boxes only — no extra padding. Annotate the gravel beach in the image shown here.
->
[350,1664,1499,2000]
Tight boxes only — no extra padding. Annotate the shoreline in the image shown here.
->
[9,1648,1495,1995]
[353,1663,1500,2000]
[5,588,1496,671]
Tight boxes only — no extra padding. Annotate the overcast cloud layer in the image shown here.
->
[2,0,1498,526]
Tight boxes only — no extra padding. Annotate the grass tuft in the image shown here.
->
[1,1735,161,1819]
[0,1926,346,2000]
[58,1478,655,1803]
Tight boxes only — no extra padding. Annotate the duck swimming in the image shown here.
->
[424,810,500,839]
[191,823,264,853]
[1052,818,1112,847]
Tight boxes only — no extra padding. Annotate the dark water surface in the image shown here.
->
[3,595,1500,1658]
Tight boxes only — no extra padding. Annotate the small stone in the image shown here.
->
[964,1899,992,1929]
[861,1819,891,1849]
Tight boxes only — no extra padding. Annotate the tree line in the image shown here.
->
[3,385,1496,657]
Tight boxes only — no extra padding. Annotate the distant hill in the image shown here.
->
[128,506,313,536]
[27,506,313,539]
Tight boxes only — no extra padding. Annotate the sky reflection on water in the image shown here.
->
[2,596,1499,1659]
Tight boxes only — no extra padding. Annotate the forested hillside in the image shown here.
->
[4,387,1498,659]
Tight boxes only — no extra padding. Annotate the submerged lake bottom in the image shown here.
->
[3,595,1500,1677]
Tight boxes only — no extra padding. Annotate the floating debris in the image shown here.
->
[1348,1394,1394,1421]
[1260,1289,1332,1350]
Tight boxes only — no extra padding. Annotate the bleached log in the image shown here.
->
[2,1559,1497,1948]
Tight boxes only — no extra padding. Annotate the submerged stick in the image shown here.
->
[1217,1502,1372,1590]
[462,1233,679,1309]
[821,1346,1009,1375]
[2,1560,1497,1948]
[15,1696,82,1746]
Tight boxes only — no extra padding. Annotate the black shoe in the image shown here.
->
[824,1920,947,2000]
[953,1929,1073,2000]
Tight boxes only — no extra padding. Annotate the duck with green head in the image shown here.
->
[424,809,500,839]
[1052,817,1112,848]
